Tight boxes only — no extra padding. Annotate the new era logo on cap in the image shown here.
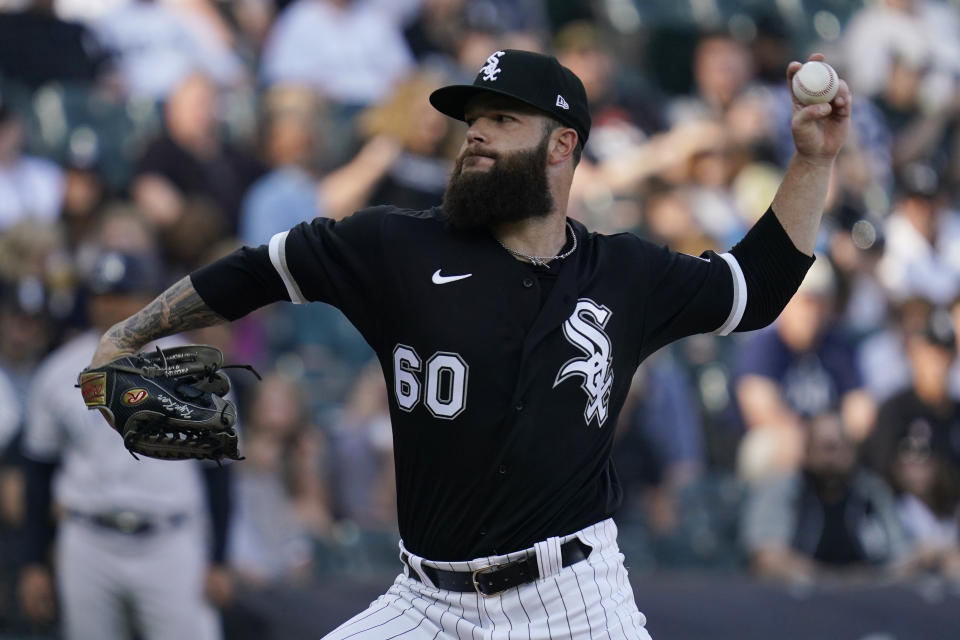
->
[428,49,592,145]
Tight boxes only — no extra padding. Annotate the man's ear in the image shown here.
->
[548,128,578,166]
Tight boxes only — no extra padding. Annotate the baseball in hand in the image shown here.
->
[792,61,839,105]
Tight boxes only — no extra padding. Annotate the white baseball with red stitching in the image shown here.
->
[792,61,839,105]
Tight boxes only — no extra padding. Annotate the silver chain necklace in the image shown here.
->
[495,222,577,267]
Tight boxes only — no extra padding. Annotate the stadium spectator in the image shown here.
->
[842,0,960,102]
[59,148,110,253]
[862,307,960,474]
[0,105,65,232]
[668,30,755,127]
[886,428,960,579]
[0,367,17,456]
[742,411,908,584]
[640,181,714,256]
[260,0,414,108]
[72,202,157,268]
[131,73,263,235]
[570,117,748,231]
[614,352,705,537]
[0,223,62,397]
[0,281,28,549]
[0,0,113,89]
[871,47,960,186]
[402,0,468,64]
[445,16,504,81]
[877,164,960,306]
[230,371,331,585]
[682,122,751,248]
[858,296,935,404]
[328,362,395,532]
[860,305,960,579]
[951,294,960,399]
[227,0,278,62]
[240,86,401,246]
[554,21,666,161]
[358,70,458,211]
[748,13,793,88]
[95,0,246,100]
[736,258,876,479]
[52,0,130,23]
[820,165,888,339]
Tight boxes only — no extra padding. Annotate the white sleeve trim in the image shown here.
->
[268,231,308,304]
[713,252,747,336]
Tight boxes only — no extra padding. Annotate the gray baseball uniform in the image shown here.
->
[22,331,220,640]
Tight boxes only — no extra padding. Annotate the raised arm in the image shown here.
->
[771,54,852,256]
[89,276,227,367]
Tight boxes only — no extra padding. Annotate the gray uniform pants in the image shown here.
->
[55,515,220,640]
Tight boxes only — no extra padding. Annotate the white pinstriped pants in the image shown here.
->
[323,519,651,640]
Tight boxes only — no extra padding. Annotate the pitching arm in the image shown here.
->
[771,54,851,256]
[717,54,851,332]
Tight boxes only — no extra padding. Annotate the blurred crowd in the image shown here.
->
[1,0,960,636]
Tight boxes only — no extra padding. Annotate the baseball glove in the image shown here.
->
[77,345,258,462]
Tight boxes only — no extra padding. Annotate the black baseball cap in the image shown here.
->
[430,49,591,146]
[896,162,940,199]
[87,251,163,297]
[920,307,957,351]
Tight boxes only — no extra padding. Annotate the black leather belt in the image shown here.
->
[403,538,592,597]
[68,510,188,535]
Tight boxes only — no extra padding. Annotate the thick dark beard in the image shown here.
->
[441,134,553,230]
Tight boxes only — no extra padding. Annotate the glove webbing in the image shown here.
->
[110,360,261,381]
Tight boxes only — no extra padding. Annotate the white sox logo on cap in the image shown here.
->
[429,49,592,145]
[480,51,506,82]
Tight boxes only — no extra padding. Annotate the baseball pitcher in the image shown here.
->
[82,50,851,637]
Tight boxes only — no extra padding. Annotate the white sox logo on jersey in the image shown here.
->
[554,298,614,428]
[480,51,506,81]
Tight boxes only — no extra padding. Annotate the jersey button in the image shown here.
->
[522,277,534,288]
[498,464,507,475]
[514,402,524,412]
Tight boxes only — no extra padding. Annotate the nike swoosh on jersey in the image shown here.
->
[432,269,472,284]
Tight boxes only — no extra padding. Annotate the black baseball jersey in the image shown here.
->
[192,205,759,560]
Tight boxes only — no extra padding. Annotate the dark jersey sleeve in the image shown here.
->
[638,246,743,359]
[637,207,815,358]
[190,207,388,335]
[729,207,815,332]
[190,244,287,320]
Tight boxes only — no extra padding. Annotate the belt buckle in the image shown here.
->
[114,511,143,534]
[471,563,509,598]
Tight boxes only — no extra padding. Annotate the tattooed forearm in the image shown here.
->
[104,276,226,351]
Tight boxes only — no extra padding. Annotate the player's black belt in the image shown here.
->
[402,538,592,597]
[67,510,189,535]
